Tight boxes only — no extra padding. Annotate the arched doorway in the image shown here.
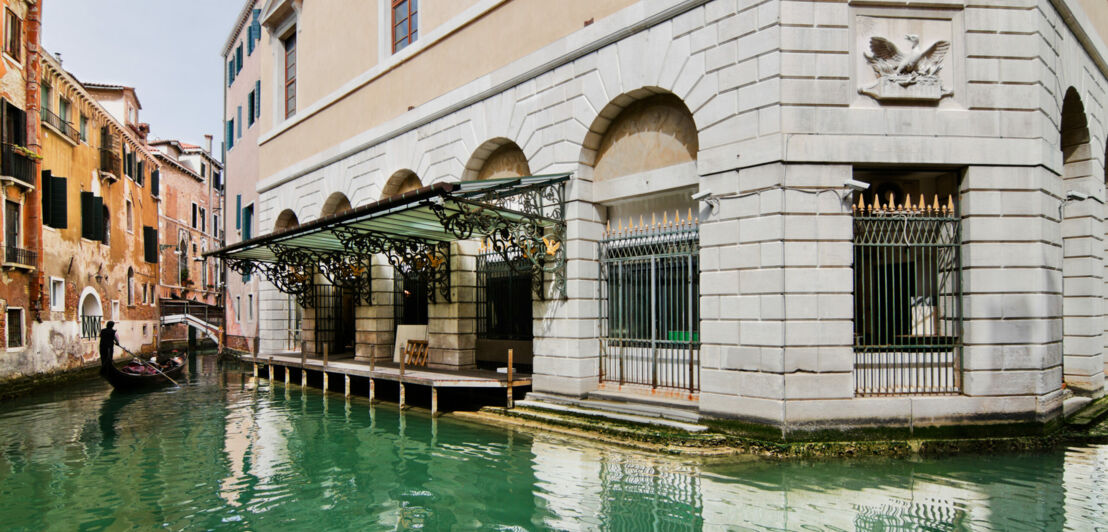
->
[465,140,536,369]
[315,195,356,356]
[584,90,702,393]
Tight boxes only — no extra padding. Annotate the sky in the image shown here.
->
[42,0,247,152]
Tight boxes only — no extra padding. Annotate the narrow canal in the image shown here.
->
[0,358,1105,530]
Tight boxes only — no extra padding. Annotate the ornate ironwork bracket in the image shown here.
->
[331,228,452,303]
[316,251,373,305]
[429,200,566,300]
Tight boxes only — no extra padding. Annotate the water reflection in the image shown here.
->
[0,357,1104,530]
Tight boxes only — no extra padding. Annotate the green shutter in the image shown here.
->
[143,226,158,263]
[151,169,160,196]
[50,176,67,229]
[92,196,104,242]
[80,191,94,239]
[255,80,261,120]
[41,170,51,226]
[236,194,241,229]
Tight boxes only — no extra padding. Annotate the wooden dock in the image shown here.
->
[241,353,531,415]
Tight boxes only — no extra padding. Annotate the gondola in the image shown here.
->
[100,350,186,391]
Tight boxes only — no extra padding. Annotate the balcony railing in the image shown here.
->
[1,144,34,187]
[81,314,102,339]
[41,108,80,142]
[100,148,121,176]
[3,245,35,268]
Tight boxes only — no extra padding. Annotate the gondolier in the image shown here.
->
[99,321,120,375]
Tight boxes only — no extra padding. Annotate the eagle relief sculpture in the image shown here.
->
[861,34,952,102]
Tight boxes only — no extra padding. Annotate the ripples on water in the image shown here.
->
[0,359,1104,531]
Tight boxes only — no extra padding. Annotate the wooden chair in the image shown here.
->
[403,340,429,367]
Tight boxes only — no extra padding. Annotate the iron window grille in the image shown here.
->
[394,271,428,326]
[477,248,533,340]
[599,215,700,393]
[81,314,101,339]
[852,194,963,396]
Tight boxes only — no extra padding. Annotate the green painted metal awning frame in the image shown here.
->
[206,174,569,307]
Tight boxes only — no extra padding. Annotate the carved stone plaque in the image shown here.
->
[857,15,955,103]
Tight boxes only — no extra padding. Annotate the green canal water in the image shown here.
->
[0,359,1105,531]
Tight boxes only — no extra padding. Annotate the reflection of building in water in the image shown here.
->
[1064,445,1108,527]
[219,379,292,507]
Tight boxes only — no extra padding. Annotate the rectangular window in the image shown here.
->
[214,214,220,239]
[4,9,21,59]
[200,207,206,233]
[394,274,428,326]
[226,119,234,150]
[126,200,133,233]
[237,106,242,138]
[79,192,104,241]
[79,114,88,142]
[142,226,158,264]
[247,90,256,127]
[58,98,70,123]
[6,307,22,348]
[283,34,296,119]
[248,294,254,320]
[136,159,144,186]
[5,199,20,251]
[392,0,418,53]
[50,278,65,312]
[852,184,963,396]
[228,59,236,86]
[112,300,120,321]
[235,194,241,229]
[236,43,243,74]
[41,171,67,229]
[191,203,198,229]
[243,204,254,240]
[235,296,240,321]
[248,8,261,54]
[599,218,700,392]
[255,80,261,121]
[40,83,50,113]
[201,162,207,178]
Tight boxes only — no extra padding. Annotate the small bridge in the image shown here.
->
[159,299,223,345]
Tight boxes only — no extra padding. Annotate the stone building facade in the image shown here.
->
[223,0,1108,436]
[150,138,223,306]
[222,0,266,354]
[27,53,162,379]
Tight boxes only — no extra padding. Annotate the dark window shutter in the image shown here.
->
[255,80,261,120]
[92,196,104,243]
[41,170,51,225]
[8,102,25,146]
[137,160,144,186]
[151,169,159,196]
[236,194,241,229]
[50,175,67,229]
[80,191,94,239]
[143,226,158,263]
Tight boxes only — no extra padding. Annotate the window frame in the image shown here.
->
[4,8,21,61]
[125,199,134,233]
[283,33,297,119]
[49,277,65,312]
[6,306,23,349]
[79,114,88,142]
[391,0,418,53]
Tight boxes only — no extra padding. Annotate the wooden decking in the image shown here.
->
[244,353,531,388]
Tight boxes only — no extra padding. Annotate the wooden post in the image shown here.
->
[399,342,406,409]
[323,344,329,367]
[323,372,329,392]
[302,368,307,387]
[369,379,375,403]
[507,348,514,409]
[399,383,406,409]
[268,356,273,381]
[431,387,438,417]
[345,375,351,397]
[253,363,258,377]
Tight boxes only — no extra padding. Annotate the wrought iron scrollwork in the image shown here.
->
[317,251,373,305]
[332,227,452,303]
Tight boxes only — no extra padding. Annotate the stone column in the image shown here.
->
[355,256,397,362]
[427,241,477,369]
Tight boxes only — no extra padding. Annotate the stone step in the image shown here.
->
[527,391,702,423]
[1067,395,1108,428]
[514,399,709,432]
[587,389,700,412]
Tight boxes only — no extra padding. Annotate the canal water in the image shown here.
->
[0,359,1105,531]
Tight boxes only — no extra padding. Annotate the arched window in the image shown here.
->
[79,289,103,339]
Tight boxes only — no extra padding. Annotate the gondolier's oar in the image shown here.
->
[118,345,180,387]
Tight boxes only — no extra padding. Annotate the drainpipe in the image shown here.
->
[25,0,43,322]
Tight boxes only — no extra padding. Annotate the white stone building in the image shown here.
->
[215,0,1108,437]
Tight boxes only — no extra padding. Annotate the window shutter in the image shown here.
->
[235,194,241,229]
[92,196,104,241]
[151,169,159,196]
[255,81,261,120]
[50,176,67,229]
[41,170,51,225]
[143,226,158,263]
[80,191,94,239]
[7,102,25,146]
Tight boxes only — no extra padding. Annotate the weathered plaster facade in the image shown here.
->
[231,0,1108,436]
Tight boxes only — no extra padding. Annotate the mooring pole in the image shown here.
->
[369,379,376,403]
[507,348,514,409]
[345,375,351,397]
[399,345,407,409]
[322,344,329,392]
[431,387,438,417]
[253,362,258,378]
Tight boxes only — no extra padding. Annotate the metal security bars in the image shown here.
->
[81,314,101,339]
[600,213,700,393]
[476,248,533,340]
[853,194,962,395]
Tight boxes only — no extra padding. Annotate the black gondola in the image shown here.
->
[99,351,186,390]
